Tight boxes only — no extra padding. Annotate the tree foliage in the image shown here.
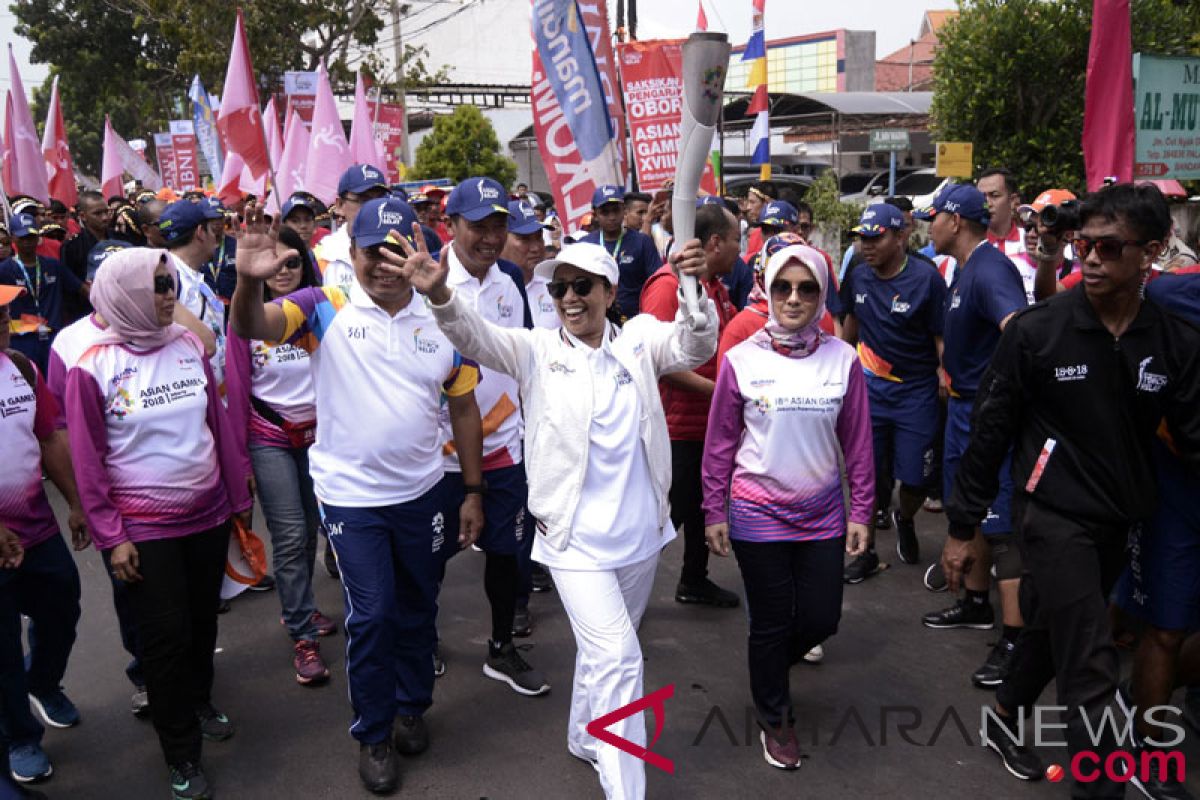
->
[12,0,447,175]
[930,0,1200,198]
[410,105,518,187]
[805,171,863,253]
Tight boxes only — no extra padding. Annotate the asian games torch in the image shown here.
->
[669,31,731,331]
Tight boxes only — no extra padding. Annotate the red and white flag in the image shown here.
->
[697,0,708,31]
[41,76,77,206]
[6,45,50,203]
[218,151,247,206]
[100,116,125,200]
[303,61,350,205]
[349,69,382,170]
[216,10,271,179]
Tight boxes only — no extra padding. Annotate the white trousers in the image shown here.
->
[551,552,659,800]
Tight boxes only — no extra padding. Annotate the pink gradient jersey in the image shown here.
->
[0,354,61,548]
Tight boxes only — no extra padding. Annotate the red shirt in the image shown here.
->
[37,239,61,261]
[640,265,737,441]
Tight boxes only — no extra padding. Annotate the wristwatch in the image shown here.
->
[463,481,488,497]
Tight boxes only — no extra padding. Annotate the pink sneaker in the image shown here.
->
[760,726,802,770]
[293,640,331,685]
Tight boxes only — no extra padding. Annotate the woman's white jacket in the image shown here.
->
[430,288,717,552]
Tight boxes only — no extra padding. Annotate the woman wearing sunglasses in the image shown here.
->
[226,225,338,688]
[63,248,252,800]
[701,243,874,771]
[408,234,715,800]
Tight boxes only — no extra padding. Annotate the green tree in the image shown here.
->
[410,105,518,187]
[13,0,446,175]
[805,171,863,253]
[930,0,1200,198]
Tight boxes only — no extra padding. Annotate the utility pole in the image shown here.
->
[392,1,412,167]
[628,0,637,40]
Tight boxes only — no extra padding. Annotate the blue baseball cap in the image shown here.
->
[852,203,906,237]
[389,185,410,201]
[351,197,421,248]
[508,201,549,235]
[759,200,799,228]
[337,164,389,197]
[914,183,990,226]
[281,193,317,221]
[86,239,132,280]
[591,185,625,208]
[696,196,725,208]
[158,199,223,243]
[9,213,39,239]
[445,177,510,222]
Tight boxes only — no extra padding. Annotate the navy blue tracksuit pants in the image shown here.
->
[0,534,81,748]
[322,478,453,745]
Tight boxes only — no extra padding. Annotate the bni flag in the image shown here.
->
[743,0,770,180]
[532,0,622,188]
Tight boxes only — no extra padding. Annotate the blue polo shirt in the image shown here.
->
[582,228,662,319]
[721,256,754,310]
[0,255,82,334]
[942,242,1027,399]
[841,255,946,385]
[1147,272,1200,325]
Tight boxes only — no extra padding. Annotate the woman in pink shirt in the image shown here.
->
[702,244,874,772]
[64,248,252,800]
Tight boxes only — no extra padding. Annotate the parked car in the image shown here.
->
[840,168,919,204]
[890,168,951,209]
[723,174,814,203]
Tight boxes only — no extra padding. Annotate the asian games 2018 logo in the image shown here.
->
[107,366,138,419]
[251,343,271,370]
[751,395,772,416]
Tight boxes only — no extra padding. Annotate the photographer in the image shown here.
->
[1020,190,1081,301]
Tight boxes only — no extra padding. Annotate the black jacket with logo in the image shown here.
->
[946,285,1200,538]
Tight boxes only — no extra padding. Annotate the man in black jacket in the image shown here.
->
[943,183,1200,798]
[58,191,111,323]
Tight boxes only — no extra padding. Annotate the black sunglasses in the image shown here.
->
[364,242,406,262]
[153,274,176,295]
[547,276,604,299]
[1071,236,1150,262]
[280,257,303,271]
[769,279,821,300]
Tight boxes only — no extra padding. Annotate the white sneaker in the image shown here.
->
[802,644,824,664]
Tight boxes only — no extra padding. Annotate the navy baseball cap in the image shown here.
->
[281,193,317,221]
[158,199,223,243]
[759,200,799,228]
[914,183,990,226]
[86,239,132,280]
[508,201,549,235]
[445,177,509,222]
[9,213,39,239]
[337,164,389,197]
[591,185,625,208]
[389,185,410,202]
[853,203,906,237]
[696,196,725,208]
[351,197,420,248]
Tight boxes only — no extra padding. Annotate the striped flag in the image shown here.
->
[742,0,769,179]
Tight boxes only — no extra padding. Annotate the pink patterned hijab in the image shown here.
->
[750,243,829,359]
[90,248,188,349]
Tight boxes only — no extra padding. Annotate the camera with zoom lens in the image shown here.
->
[1038,199,1080,233]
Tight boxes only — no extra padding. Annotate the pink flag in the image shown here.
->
[697,0,708,31]
[304,61,350,204]
[2,93,15,198]
[1082,0,1134,189]
[100,116,125,200]
[41,76,78,207]
[349,70,381,169]
[6,45,50,203]
[263,95,283,168]
[267,109,310,215]
[218,150,247,206]
[216,10,271,178]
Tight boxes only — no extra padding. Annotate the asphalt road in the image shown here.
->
[23,489,1200,799]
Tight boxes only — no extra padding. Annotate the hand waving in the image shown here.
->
[235,203,298,281]
[395,223,452,303]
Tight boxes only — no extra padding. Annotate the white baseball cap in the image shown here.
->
[533,242,619,285]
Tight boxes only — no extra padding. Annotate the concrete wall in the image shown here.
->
[844,31,877,92]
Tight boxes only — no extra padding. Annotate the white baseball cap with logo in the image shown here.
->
[533,242,619,285]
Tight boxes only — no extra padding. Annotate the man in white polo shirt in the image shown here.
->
[230,197,484,796]
[439,177,550,697]
[157,199,226,387]
[316,164,391,289]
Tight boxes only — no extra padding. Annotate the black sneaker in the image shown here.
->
[483,642,550,696]
[169,761,212,800]
[982,713,1044,781]
[1129,745,1196,800]
[358,740,399,795]
[843,551,881,584]
[393,714,429,756]
[323,544,340,580]
[874,507,892,530]
[922,599,994,630]
[674,579,740,608]
[923,562,948,592]
[512,605,532,638]
[894,510,920,564]
[196,703,235,741]
[972,638,1016,688]
[530,563,553,593]
[246,574,275,592]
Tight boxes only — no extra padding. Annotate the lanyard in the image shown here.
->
[206,238,226,283]
[15,257,41,299]
[603,230,625,262]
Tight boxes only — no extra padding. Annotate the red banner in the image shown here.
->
[169,120,201,190]
[618,39,717,193]
[154,132,177,189]
[373,102,406,184]
[531,0,626,233]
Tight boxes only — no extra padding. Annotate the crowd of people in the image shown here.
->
[0,162,1198,800]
